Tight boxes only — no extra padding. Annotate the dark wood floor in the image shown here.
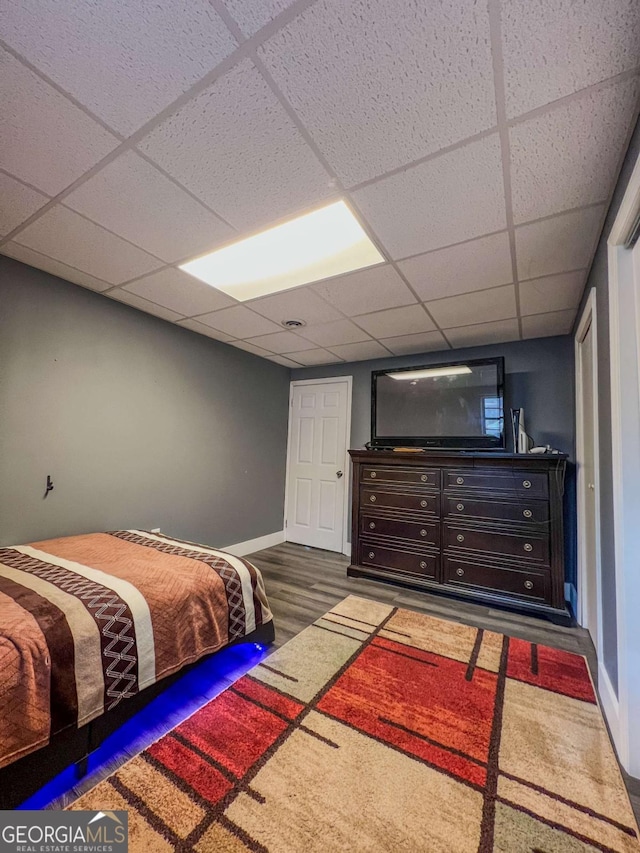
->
[250,541,640,824]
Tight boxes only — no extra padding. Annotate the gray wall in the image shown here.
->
[573,116,640,694]
[0,256,290,548]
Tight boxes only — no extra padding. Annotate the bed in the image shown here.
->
[0,529,274,806]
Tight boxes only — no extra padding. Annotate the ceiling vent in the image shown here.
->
[282,319,306,328]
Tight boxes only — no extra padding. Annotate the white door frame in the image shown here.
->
[283,376,353,556]
[574,288,602,657]
[605,149,640,776]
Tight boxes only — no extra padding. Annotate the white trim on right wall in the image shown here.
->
[606,148,640,777]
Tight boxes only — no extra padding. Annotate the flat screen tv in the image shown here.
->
[371,357,505,450]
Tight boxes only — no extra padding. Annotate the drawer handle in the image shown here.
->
[456,476,464,485]
[457,503,465,511]
[369,495,376,502]
[524,543,533,552]
[421,474,428,482]
[369,522,376,530]
[420,561,427,569]
[370,471,377,478]
[523,509,532,518]
[420,500,428,508]
[524,580,534,590]
[457,534,465,542]
[522,480,531,489]
[420,529,428,537]
[456,567,465,577]
[368,551,375,559]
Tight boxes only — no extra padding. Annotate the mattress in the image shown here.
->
[0,529,272,770]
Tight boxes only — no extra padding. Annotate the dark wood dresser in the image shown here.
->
[348,449,568,618]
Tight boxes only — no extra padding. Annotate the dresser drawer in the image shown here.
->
[444,495,549,525]
[361,514,440,546]
[362,466,439,488]
[444,468,548,498]
[360,541,437,578]
[362,488,438,515]
[443,557,551,603]
[444,524,549,565]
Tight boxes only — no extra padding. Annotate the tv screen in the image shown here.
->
[371,358,505,449]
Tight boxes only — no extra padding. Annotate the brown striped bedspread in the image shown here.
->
[0,530,273,770]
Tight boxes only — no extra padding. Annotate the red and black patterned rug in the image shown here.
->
[69,595,640,852]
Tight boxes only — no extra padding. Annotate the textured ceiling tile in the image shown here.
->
[444,318,520,348]
[267,354,305,367]
[0,48,118,195]
[0,173,49,236]
[379,331,448,356]
[122,268,236,316]
[515,205,605,280]
[245,331,319,353]
[222,0,298,37]
[139,59,332,232]
[194,305,282,337]
[64,152,234,263]
[1,241,112,291]
[354,305,436,338]
[398,232,513,301]
[312,265,417,315]
[426,285,517,329]
[301,318,371,347]
[259,0,495,185]
[106,289,185,322]
[229,340,273,357]
[175,318,235,342]
[247,287,342,325]
[521,309,576,339]
[502,0,640,118]
[0,0,237,135]
[510,77,640,224]
[283,348,344,365]
[15,206,161,285]
[519,271,586,317]
[326,340,390,362]
[353,135,506,260]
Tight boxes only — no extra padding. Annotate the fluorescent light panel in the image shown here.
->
[388,366,473,380]
[180,200,384,301]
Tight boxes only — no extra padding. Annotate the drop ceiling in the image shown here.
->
[1,0,639,366]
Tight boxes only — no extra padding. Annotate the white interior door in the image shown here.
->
[285,379,350,552]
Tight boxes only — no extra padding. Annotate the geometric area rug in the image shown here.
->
[69,595,640,852]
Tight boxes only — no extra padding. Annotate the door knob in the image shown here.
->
[336,470,343,478]
[588,483,595,490]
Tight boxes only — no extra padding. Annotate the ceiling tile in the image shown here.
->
[301,318,370,347]
[1,241,111,291]
[259,0,495,185]
[64,152,234,263]
[519,271,586,317]
[510,77,640,224]
[312,265,416,315]
[502,0,640,118]
[427,285,517,329]
[267,354,305,367]
[247,287,342,325]
[0,47,118,195]
[398,232,513,301]
[222,0,298,37]
[283,348,344,366]
[229,340,273,357]
[194,305,282,338]
[444,319,520,349]
[326,341,390,362]
[15,206,161,285]
[175,318,235,342]
[106,289,185,322]
[0,173,49,236]
[122,268,236,316]
[1,0,237,135]
[353,135,506,260]
[139,59,332,232]
[244,331,318,353]
[354,305,436,338]
[515,205,605,280]
[521,309,576,339]
[379,331,449,356]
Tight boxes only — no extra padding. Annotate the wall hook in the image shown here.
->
[44,475,54,498]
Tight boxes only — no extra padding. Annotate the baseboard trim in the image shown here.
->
[343,542,352,558]
[598,660,621,754]
[223,530,285,558]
